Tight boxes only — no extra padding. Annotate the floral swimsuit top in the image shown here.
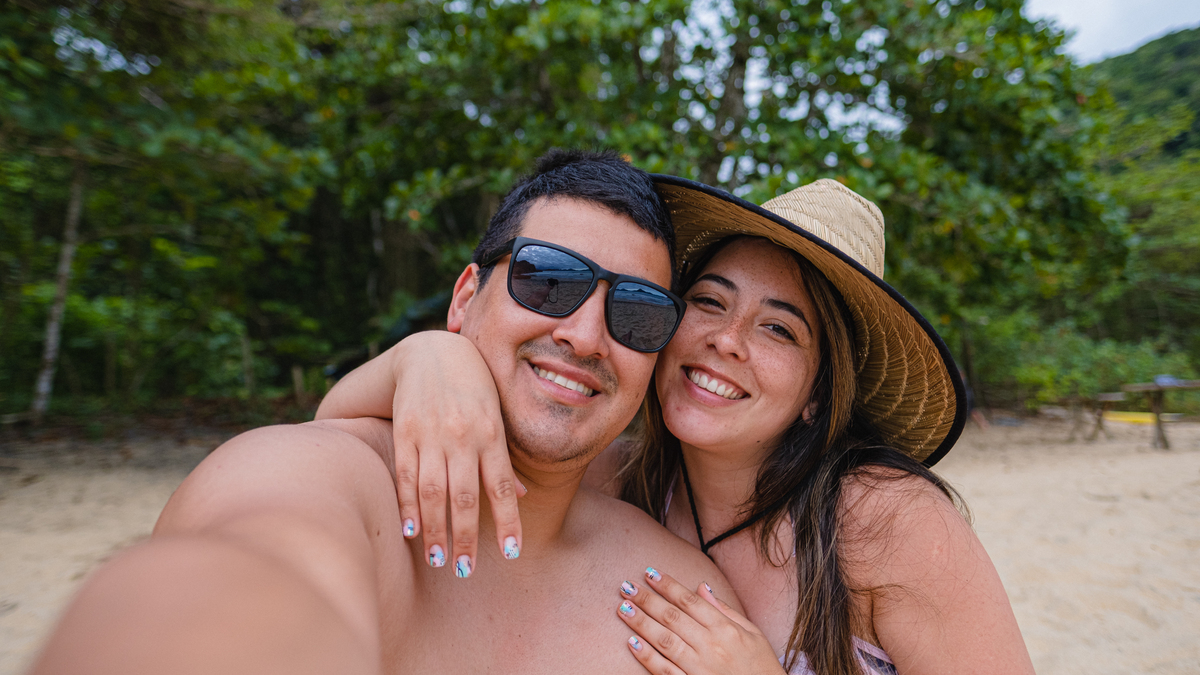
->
[661,480,898,675]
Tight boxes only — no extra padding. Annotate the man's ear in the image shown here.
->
[446,263,482,333]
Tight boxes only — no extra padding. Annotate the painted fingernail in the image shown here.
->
[645,567,661,582]
[455,555,472,578]
[403,519,415,538]
[619,601,636,617]
[504,536,520,560]
[621,580,638,596]
[629,636,643,651]
[428,545,445,568]
[704,582,713,595]
[517,478,528,495]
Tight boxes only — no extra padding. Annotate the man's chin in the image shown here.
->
[503,416,605,472]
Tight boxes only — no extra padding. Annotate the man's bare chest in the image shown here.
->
[381,557,649,675]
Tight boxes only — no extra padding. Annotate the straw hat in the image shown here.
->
[652,175,966,466]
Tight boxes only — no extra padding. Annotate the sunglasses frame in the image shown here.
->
[479,236,686,353]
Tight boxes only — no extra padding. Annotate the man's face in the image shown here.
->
[448,197,672,473]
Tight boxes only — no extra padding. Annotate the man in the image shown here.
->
[31,150,733,675]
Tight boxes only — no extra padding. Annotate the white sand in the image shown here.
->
[2,420,1198,674]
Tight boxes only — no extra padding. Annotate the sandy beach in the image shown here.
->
[2,419,1198,674]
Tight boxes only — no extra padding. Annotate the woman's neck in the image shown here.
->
[677,442,767,535]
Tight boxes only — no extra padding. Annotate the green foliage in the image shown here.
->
[970,309,1198,411]
[1,1,1196,419]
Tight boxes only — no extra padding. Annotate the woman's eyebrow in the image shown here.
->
[695,273,737,291]
[765,298,813,336]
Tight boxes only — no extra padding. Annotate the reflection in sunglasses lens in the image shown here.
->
[611,282,679,352]
[511,246,593,314]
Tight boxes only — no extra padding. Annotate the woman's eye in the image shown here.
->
[690,296,724,310]
[767,323,796,341]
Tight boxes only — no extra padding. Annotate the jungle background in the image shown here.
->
[2,0,1198,431]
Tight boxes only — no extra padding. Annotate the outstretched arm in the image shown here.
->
[30,421,406,675]
[316,330,525,572]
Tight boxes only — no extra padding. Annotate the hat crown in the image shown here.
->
[760,179,886,277]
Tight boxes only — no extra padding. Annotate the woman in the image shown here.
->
[317,177,1034,675]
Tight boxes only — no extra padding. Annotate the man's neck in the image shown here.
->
[478,454,589,558]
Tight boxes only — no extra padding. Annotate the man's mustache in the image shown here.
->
[516,340,619,395]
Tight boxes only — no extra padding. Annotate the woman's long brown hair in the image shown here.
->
[616,236,960,675]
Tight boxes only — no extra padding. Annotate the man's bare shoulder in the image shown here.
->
[155,421,415,641]
[571,488,740,610]
[159,420,398,535]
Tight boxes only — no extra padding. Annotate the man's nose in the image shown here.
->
[550,283,610,360]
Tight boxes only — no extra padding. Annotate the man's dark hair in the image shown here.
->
[472,149,676,287]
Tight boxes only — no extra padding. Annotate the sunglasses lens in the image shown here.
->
[610,282,680,352]
[510,245,594,314]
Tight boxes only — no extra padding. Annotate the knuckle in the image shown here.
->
[453,534,476,550]
[677,591,701,608]
[657,631,678,654]
[661,606,683,627]
[454,492,478,510]
[395,468,418,488]
[490,479,517,501]
[420,483,446,502]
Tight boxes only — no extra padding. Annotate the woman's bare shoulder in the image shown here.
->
[838,466,975,588]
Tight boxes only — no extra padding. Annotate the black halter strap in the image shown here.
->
[678,456,771,557]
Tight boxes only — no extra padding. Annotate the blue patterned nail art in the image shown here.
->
[704,582,713,595]
[645,567,661,582]
[403,519,415,538]
[455,555,472,578]
[503,536,520,560]
[428,545,445,568]
[619,601,635,617]
[629,636,643,651]
[621,581,637,596]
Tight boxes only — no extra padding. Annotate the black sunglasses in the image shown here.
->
[479,237,686,353]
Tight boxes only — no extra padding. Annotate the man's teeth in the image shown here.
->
[536,367,594,397]
[688,369,744,400]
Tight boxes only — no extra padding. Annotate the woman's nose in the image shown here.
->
[709,315,750,360]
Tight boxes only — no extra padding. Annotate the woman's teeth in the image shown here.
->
[535,367,594,397]
[688,369,745,400]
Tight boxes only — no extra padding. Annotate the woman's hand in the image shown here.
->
[616,567,786,675]
[316,331,525,574]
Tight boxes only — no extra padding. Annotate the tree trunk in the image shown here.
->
[30,160,86,424]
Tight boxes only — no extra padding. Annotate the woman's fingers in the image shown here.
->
[619,572,709,653]
[416,445,449,570]
[392,435,421,539]
[617,595,693,671]
[446,449,480,578]
[698,582,759,634]
[625,633,686,675]
[478,433,524,560]
[639,568,726,629]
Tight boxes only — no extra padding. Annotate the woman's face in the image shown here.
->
[656,238,823,458]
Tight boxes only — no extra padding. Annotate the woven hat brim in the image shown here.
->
[652,175,966,466]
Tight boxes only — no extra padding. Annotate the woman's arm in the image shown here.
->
[842,473,1035,675]
[315,330,524,569]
